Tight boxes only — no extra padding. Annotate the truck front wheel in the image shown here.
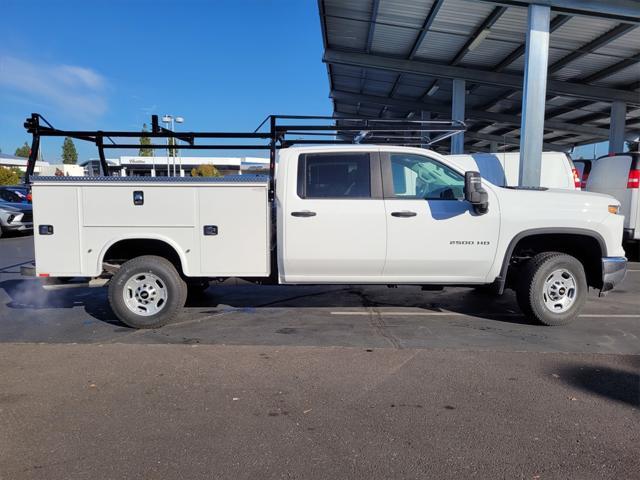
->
[516,252,587,326]
[108,255,187,329]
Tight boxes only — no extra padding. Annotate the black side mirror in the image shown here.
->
[464,171,489,215]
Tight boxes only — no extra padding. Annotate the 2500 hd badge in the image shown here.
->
[449,240,491,245]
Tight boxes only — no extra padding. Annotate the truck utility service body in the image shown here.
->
[23,114,627,328]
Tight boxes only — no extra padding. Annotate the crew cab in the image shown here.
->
[29,145,627,329]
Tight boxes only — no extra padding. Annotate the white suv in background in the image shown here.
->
[447,152,580,190]
[586,152,639,248]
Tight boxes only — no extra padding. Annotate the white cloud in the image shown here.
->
[0,56,108,118]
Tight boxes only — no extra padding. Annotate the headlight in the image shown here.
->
[608,204,620,215]
[7,214,15,223]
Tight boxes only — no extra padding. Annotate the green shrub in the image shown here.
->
[0,166,21,185]
[190,164,221,177]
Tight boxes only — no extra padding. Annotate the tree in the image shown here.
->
[62,137,78,164]
[190,164,221,177]
[14,142,30,158]
[139,123,153,156]
[0,166,21,185]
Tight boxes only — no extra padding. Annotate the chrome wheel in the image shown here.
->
[122,272,168,316]
[542,268,577,313]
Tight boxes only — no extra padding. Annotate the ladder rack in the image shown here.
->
[24,113,466,201]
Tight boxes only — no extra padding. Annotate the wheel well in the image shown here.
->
[506,233,603,289]
[102,239,184,275]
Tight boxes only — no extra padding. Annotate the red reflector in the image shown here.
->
[581,172,589,189]
[628,169,640,189]
[572,168,581,189]
[38,273,50,278]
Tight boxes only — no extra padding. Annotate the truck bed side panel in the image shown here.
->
[32,177,270,278]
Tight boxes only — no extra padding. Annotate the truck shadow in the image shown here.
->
[187,283,533,325]
[552,359,640,407]
[0,279,533,330]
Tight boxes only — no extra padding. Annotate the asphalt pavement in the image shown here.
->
[0,234,638,479]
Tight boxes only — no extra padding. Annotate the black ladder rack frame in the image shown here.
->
[24,113,466,201]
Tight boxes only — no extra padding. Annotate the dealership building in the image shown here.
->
[81,156,269,177]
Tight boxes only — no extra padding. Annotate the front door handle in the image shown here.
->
[291,211,317,217]
[391,211,417,218]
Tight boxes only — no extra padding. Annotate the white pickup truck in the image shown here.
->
[29,144,627,329]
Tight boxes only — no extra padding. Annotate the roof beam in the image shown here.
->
[465,131,572,151]
[473,0,640,24]
[409,0,445,59]
[365,0,380,53]
[478,21,636,111]
[548,23,637,74]
[451,6,507,65]
[323,49,640,104]
[330,90,616,137]
[360,0,381,94]
[386,0,444,102]
[493,14,571,73]
[580,53,640,84]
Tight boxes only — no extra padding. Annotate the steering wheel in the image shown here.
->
[415,178,430,198]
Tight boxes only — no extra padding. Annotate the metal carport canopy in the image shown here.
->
[317,0,640,157]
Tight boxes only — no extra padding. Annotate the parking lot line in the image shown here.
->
[330,311,640,318]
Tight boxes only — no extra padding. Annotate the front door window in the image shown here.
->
[389,153,464,200]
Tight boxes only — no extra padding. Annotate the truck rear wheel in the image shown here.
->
[516,252,587,326]
[108,255,187,329]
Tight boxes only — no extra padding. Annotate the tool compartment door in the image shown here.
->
[198,186,270,277]
[32,185,82,275]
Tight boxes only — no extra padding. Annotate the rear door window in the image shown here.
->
[297,153,371,198]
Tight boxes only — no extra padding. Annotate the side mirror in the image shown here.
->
[464,171,489,215]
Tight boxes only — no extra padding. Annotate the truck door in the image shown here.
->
[282,151,386,282]
[381,151,499,282]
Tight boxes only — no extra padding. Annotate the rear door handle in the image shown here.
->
[291,211,317,217]
[391,211,417,218]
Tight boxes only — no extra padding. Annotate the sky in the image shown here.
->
[0,0,332,162]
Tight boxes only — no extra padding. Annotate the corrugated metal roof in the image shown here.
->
[319,0,640,153]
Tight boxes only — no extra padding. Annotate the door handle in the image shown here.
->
[291,211,317,217]
[391,211,417,218]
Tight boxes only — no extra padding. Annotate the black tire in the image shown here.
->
[108,255,187,329]
[516,252,587,326]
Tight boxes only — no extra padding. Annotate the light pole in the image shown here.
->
[162,114,172,176]
[161,114,185,176]
[175,116,184,176]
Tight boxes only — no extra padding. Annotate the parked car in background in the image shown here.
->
[573,159,593,190]
[0,185,31,204]
[586,152,639,247]
[0,201,33,237]
[446,152,580,190]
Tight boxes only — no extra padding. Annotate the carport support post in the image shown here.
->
[609,101,626,153]
[451,79,465,154]
[518,4,550,187]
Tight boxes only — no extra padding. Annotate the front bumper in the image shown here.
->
[3,223,33,232]
[601,256,627,294]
